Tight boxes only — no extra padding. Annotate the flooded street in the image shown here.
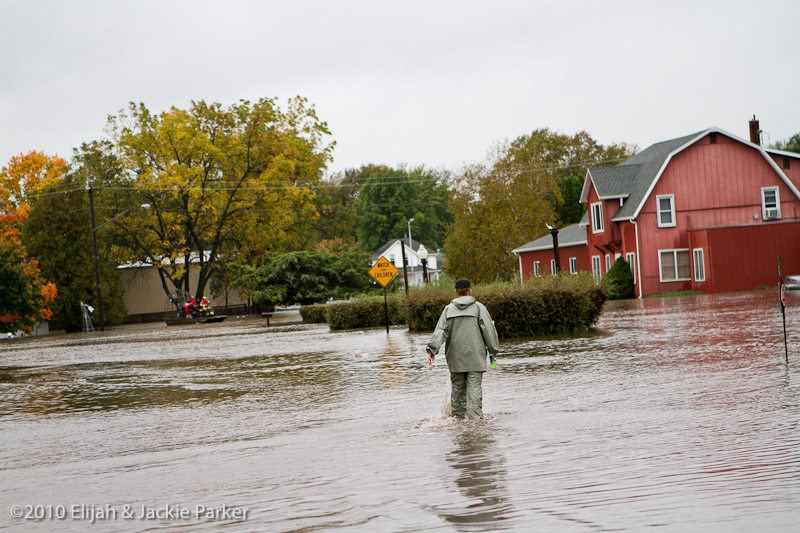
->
[2,290,799,531]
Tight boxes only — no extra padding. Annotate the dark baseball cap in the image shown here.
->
[455,278,471,290]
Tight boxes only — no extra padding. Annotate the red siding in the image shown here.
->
[636,135,800,296]
[586,187,623,249]
[689,221,800,292]
[586,187,620,279]
[518,245,590,280]
[768,152,800,191]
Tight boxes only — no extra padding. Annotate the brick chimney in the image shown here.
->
[749,115,760,145]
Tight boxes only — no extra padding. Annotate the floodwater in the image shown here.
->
[1,291,799,532]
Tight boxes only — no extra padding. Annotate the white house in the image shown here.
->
[371,239,444,286]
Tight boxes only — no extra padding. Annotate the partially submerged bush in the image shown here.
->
[299,304,328,323]
[326,295,404,330]
[402,284,453,332]
[404,273,606,338]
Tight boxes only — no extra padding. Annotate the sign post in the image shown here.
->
[779,257,788,364]
[368,257,400,333]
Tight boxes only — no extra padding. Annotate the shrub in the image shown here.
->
[402,284,453,331]
[299,304,328,323]
[603,258,635,300]
[326,295,404,330]
[404,273,606,338]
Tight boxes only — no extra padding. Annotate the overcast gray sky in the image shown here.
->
[1,0,798,176]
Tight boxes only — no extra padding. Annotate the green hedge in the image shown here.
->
[299,304,328,323]
[404,273,606,338]
[402,284,453,331]
[326,295,405,330]
[317,273,607,337]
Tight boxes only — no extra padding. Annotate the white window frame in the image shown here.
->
[569,257,577,274]
[693,248,706,282]
[533,261,541,277]
[656,194,676,228]
[550,259,557,274]
[658,249,691,282]
[591,202,604,233]
[761,187,781,220]
[592,256,602,282]
[626,252,636,284]
[605,255,611,272]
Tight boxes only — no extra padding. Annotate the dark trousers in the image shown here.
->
[450,371,484,420]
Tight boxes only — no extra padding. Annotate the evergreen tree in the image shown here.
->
[603,257,635,300]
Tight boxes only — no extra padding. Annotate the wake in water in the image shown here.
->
[441,375,452,418]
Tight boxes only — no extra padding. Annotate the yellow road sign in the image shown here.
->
[368,256,399,287]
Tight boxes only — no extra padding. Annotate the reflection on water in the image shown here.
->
[1,291,799,531]
[439,424,514,530]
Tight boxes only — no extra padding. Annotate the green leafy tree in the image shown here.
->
[95,97,333,306]
[554,174,587,226]
[0,208,57,333]
[446,129,633,283]
[231,245,372,306]
[22,175,127,332]
[603,257,635,299]
[290,170,361,249]
[353,165,452,252]
[772,133,800,154]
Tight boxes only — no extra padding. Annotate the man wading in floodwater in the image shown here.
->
[426,278,500,420]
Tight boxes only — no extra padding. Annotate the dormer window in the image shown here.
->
[761,187,780,220]
[656,195,676,228]
[591,202,604,233]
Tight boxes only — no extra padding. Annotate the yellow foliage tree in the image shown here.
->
[91,97,333,305]
[0,151,69,214]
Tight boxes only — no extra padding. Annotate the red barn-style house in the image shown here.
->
[513,119,800,297]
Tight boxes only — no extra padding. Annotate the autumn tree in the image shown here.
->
[445,129,633,283]
[0,207,57,333]
[353,165,453,253]
[22,174,127,332]
[94,97,333,305]
[0,151,69,213]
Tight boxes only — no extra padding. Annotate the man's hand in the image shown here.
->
[426,349,435,365]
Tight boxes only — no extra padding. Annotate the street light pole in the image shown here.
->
[88,184,151,332]
[547,224,561,274]
[418,245,429,284]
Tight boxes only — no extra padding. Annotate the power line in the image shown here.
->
[13,155,628,200]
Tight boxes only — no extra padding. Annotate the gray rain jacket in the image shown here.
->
[426,296,500,373]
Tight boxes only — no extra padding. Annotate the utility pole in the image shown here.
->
[88,185,105,331]
[400,239,409,295]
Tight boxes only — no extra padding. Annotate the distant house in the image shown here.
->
[371,239,444,286]
[512,221,589,277]
[513,119,800,297]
